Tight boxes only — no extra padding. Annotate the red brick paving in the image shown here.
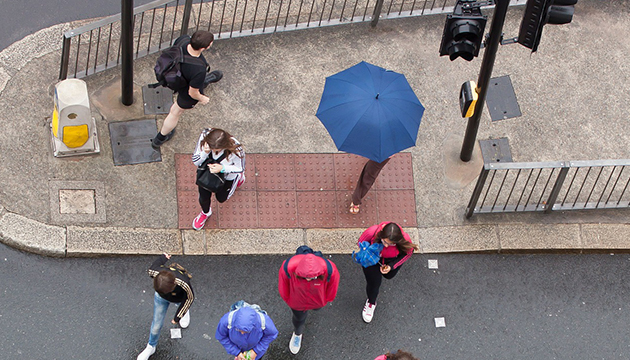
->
[175,153,417,229]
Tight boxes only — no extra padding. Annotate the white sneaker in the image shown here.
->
[289,332,302,354]
[180,310,190,329]
[137,344,156,360]
[362,299,376,323]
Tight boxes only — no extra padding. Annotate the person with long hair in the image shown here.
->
[375,349,420,360]
[191,127,245,230]
[358,222,418,323]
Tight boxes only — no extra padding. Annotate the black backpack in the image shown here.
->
[150,35,207,90]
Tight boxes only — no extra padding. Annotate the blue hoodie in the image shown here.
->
[215,306,278,358]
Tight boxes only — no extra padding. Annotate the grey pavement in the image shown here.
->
[1,0,629,257]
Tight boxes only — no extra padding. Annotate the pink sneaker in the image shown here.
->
[192,209,211,230]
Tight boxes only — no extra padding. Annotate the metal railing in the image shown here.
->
[466,159,630,218]
[59,0,526,79]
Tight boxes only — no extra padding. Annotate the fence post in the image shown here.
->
[59,35,72,80]
[466,165,490,218]
[370,0,385,28]
[544,163,570,214]
[180,0,194,36]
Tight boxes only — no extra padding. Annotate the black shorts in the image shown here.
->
[175,87,202,109]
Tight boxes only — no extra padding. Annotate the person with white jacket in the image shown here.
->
[191,127,245,230]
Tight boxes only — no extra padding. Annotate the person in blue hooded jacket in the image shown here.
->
[215,303,278,359]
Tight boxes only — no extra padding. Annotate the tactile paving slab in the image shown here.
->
[177,189,219,229]
[176,153,418,229]
[297,191,338,228]
[294,154,336,190]
[336,191,378,228]
[376,190,418,227]
[376,153,415,190]
[258,191,298,228]
[333,153,367,190]
[256,154,296,190]
[217,191,258,229]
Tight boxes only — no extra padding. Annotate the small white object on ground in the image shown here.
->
[170,328,182,339]
[434,317,446,327]
[428,259,438,269]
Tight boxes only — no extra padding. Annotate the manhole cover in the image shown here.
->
[486,75,521,121]
[109,119,161,166]
[142,85,173,115]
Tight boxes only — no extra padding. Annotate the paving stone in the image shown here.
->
[67,226,182,255]
[205,229,303,255]
[306,228,368,254]
[418,225,499,253]
[297,191,338,228]
[498,224,581,250]
[182,230,205,255]
[0,213,66,256]
[294,154,336,190]
[581,224,630,249]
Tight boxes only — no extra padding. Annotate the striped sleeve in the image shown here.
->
[191,128,212,166]
[391,249,413,269]
[174,279,195,322]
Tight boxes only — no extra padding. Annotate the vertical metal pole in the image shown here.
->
[59,35,72,80]
[121,0,134,106]
[371,0,385,27]
[181,0,194,36]
[460,0,510,162]
[466,165,490,218]
[544,164,569,214]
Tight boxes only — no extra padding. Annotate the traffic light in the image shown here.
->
[518,0,578,52]
[439,2,487,61]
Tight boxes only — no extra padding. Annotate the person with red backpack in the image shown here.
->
[151,30,223,149]
[358,222,418,323]
[278,246,340,354]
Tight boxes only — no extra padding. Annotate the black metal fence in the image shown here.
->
[466,160,630,218]
[59,0,526,79]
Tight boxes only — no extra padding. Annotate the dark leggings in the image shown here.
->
[198,180,234,213]
[362,263,402,304]
[291,309,308,335]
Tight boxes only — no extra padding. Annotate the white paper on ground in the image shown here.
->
[170,328,182,338]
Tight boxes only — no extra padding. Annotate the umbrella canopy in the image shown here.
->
[316,61,425,163]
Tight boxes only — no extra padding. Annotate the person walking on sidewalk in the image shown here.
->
[349,158,391,214]
[215,301,278,360]
[375,350,421,360]
[152,30,223,149]
[278,246,340,354]
[358,222,418,323]
[191,127,245,230]
[137,253,195,360]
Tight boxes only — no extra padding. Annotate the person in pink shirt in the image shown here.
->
[358,222,418,323]
[374,350,420,360]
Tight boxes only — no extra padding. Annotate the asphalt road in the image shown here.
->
[0,0,155,51]
[2,241,630,359]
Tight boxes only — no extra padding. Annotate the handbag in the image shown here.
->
[196,152,227,192]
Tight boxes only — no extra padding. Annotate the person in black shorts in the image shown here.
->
[152,30,223,149]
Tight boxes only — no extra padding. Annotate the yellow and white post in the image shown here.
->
[51,79,100,157]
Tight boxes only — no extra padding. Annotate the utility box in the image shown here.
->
[51,79,100,157]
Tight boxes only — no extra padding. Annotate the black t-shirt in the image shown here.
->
[180,45,207,90]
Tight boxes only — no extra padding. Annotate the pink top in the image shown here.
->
[357,221,414,269]
[374,355,388,360]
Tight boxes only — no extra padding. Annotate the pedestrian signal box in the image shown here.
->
[459,81,478,118]
[51,79,100,157]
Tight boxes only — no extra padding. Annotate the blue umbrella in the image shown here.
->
[315,61,425,163]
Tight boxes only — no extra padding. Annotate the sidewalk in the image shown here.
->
[0,0,629,257]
